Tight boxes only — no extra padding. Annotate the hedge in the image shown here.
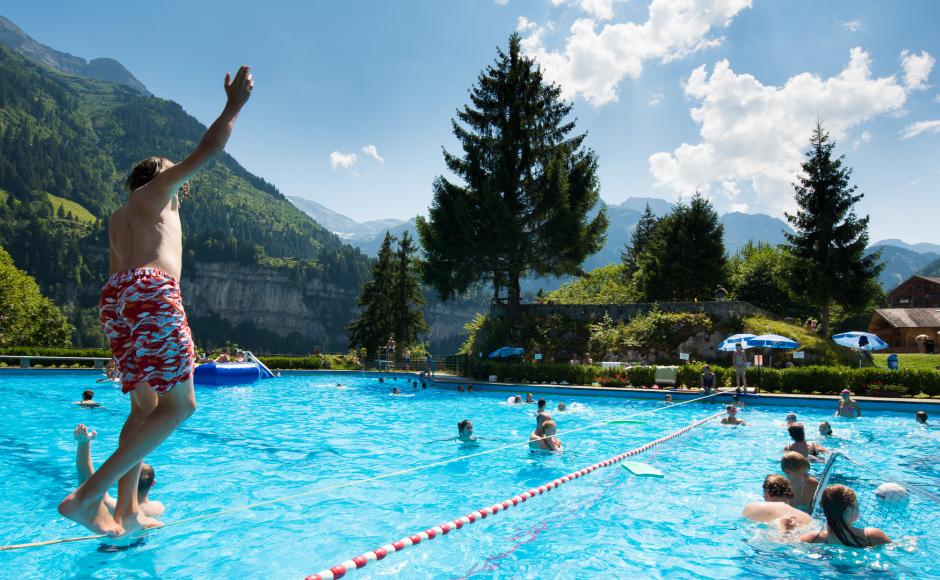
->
[257,355,361,371]
[0,347,111,358]
[470,361,940,397]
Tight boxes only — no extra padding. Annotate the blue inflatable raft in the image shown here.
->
[194,352,276,386]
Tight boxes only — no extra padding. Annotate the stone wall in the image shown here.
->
[491,300,767,322]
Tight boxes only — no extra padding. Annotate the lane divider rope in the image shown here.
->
[306,410,725,580]
[0,388,725,551]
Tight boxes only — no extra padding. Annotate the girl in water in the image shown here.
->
[784,423,827,461]
[800,484,892,547]
[529,419,563,452]
[835,389,861,418]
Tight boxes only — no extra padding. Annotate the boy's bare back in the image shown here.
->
[109,185,184,280]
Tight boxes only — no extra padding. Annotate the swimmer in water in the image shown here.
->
[336,383,345,389]
[818,421,833,437]
[457,419,477,442]
[74,425,164,520]
[800,484,891,547]
[529,419,562,452]
[74,390,102,408]
[536,399,551,427]
[784,423,827,461]
[457,385,465,393]
[835,389,861,418]
[379,377,385,384]
[525,393,535,404]
[513,395,523,404]
[785,412,798,425]
[721,405,747,425]
[916,411,928,424]
[664,394,673,404]
[742,474,812,532]
[391,387,400,395]
[557,402,567,412]
[781,451,817,513]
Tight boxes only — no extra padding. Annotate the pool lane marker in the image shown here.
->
[0,391,725,552]
[306,411,725,580]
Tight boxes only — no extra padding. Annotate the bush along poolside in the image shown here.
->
[469,361,940,398]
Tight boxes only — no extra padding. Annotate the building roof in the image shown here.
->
[922,276,940,285]
[873,308,940,328]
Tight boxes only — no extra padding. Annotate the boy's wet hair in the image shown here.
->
[781,451,809,472]
[787,422,806,442]
[763,474,794,498]
[82,390,94,401]
[125,157,174,192]
[138,463,156,495]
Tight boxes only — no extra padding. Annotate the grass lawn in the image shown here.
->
[872,353,940,372]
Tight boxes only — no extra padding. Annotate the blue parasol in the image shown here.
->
[718,333,757,352]
[832,332,888,352]
[746,334,800,367]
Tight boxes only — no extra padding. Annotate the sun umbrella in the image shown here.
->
[746,334,800,367]
[832,332,888,352]
[915,334,929,342]
[718,333,757,352]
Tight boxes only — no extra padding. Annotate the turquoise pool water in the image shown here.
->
[0,371,937,578]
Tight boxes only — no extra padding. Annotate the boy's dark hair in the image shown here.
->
[537,399,546,409]
[763,474,793,498]
[787,423,806,442]
[916,411,928,423]
[457,419,471,431]
[82,390,94,401]
[138,463,156,495]
[125,157,173,192]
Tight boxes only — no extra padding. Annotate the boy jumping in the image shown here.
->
[58,66,254,537]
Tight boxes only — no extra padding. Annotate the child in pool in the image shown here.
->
[529,419,562,452]
[781,451,817,513]
[916,411,928,425]
[457,419,478,443]
[721,405,747,425]
[742,474,812,532]
[818,421,833,437]
[800,484,891,547]
[835,389,861,418]
[784,423,827,461]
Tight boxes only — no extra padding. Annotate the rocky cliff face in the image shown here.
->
[181,262,359,351]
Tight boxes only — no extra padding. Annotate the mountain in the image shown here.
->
[870,239,940,256]
[920,256,940,278]
[720,212,793,255]
[866,245,940,290]
[0,15,150,94]
[610,196,674,216]
[286,195,407,240]
[0,41,375,351]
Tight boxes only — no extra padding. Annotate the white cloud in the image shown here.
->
[521,0,753,106]
[517,16,537,32]
[900,119,940,139]
[852,130,872,150]
[649,48,909,215]
[361,144,385,163]
[329,151,358,170]
[901,50,935,90]
[494,0,509,5]
[840,19,861,32]
[648,90,664,106]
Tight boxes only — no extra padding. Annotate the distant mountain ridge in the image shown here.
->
[870,239,940,256]
[0,14,150,94]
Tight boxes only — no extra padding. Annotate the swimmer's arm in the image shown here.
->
[146,67,253,200]
[867,528,892,546]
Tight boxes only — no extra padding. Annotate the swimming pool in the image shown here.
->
[0,371,937,578]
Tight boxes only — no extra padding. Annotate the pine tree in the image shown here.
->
[391,231,428,347]
[785,123,882,336]
[347,233,397,355]
[417,33,607,319]
[635,194,726,301]
[622,203,657,276]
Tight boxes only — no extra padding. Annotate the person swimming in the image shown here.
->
[800,484,892,547]
[529,419,562,452]
[742,474,813,532]
[74,390,102,408]
[513,395,523,404]
[664,394,673,404]
[721,405,747,425]
[457,419,477,443]
[391,387,401,395]
[525,393,535,404]
[781,451,817,513]
[916,411,928,424]
[784,423,827,461]
[557,402,567,411]
[835,389,861,418]
[785,412,798,425]
[818,421,833,437]
[457,385,465,393]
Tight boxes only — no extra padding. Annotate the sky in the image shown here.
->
[4,0,939,243]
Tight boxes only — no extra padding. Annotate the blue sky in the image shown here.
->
[5,0,939,243]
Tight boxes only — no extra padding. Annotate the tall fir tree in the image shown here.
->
[417,33,607,319]
[622,203,658,277]
[634,194,726,301]
[390,231,428,347]
[785,123,882,336]
[347,233,397,355]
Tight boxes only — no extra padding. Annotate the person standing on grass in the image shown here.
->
[733,343,747,390]
[58,66,253,538]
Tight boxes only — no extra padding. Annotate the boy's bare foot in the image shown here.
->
[58,493,124,536]
[113,508,162,539]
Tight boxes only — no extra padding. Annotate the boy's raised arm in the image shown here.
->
[149,66,254,199]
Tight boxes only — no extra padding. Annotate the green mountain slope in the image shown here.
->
[0,44,370,350]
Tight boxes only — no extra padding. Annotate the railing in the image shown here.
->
[0,355,110,369]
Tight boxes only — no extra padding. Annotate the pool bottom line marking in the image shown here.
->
[306,410,725,580]
[0,390,724,552]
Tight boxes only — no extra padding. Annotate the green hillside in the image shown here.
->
[0,44,370,349]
